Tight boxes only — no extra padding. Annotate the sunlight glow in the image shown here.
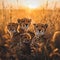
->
[18,0,42,9]
[26,4,39,9]
[0,0,60,9]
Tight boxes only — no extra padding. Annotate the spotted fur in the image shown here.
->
[30,23,48,59]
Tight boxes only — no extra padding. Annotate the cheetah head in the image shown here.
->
[7,23,18,37]
[17,18,31,31]
[33,23,48,37]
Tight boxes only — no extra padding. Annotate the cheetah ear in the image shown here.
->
[45,24,48,28]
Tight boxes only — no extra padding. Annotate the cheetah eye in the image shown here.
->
[28,20,31,22]
[36,26,38,27]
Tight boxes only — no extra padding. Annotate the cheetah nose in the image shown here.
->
[26,24,28,26]
[39,30,41,32]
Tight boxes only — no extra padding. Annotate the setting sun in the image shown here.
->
[26,3,39,9]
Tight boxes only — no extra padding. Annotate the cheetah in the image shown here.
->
[16,33,32,60]
[30,23,48,60]
[6,22,21,51]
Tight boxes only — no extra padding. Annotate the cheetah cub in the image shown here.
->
[31,23,48,54]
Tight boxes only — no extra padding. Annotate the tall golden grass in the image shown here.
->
[0,8,60,34]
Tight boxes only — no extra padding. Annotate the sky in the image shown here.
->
[0,0,60,9]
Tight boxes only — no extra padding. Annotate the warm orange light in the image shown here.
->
[25,3,39,9]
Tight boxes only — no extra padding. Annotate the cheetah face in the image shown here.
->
[17,18,31,31]
[7,23,18,35]
[33,23,48,36]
